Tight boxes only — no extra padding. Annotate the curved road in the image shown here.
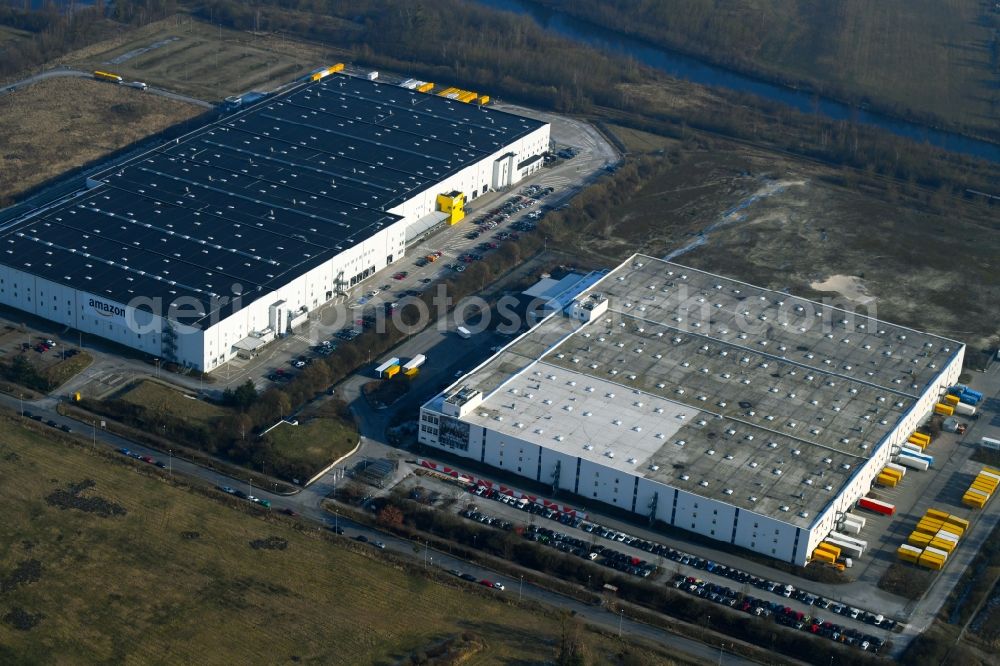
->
[1,65,214,108]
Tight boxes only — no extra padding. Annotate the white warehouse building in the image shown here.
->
[419,255,964,565]
[0,72,549,371]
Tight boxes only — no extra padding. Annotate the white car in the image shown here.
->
[492,582,505,591]
[454,370,465,378]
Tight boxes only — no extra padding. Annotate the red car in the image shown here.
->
[141,455,155,464]
[479,579,494,588]
[393,271,408,280]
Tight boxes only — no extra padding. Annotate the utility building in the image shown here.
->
[0,72,548,370]
[419,254,964,565]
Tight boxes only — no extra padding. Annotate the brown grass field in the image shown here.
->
[64,15,349,102]
[118,379,225,427]
[0,76,201,199]
[0,419,679,664]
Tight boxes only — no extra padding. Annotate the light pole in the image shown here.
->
[19,393,23,417]
[423,540,428,568]
[518,575,523,602]
[91,420,96,449]
[168,449,172,478]
[249,476,253,499]
[334,510,339,534]
[618,609,623,637]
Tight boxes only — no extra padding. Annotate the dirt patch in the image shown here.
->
[809,274,876,305]
[562,130,1000,350]
[44,479,126,518]
[249,536,288,551]
[2,607,44,631]
[0,559,42,594]
[181,531,201,541]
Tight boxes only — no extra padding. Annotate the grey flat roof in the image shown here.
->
[0,73,546,327]
[438,255,963,527]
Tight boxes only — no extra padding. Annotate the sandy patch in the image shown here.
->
[810,274,875,305]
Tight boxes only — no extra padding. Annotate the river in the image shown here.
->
[475,0,1000,164]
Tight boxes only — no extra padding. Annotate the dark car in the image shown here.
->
[460,573,477,582]
[60,425,72,433]
[329,525,345,535]
[355,535,369,543]
[22,410,32,419]
[47,420,58,427]
[280,508,298,517]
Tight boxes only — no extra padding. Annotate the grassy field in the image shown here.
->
[118,379,224,427]
[0,419,677,664]
[64,16,348,102]
[553,124,1000,352]
[0,76,202,199]
[265,417,358,472]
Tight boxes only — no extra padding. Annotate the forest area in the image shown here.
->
[525,0,1000,141]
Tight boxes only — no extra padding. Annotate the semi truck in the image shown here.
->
[93,70,123,83]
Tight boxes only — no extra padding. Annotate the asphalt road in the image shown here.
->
[0,65,214,108]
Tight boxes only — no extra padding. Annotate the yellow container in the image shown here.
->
[417,82,435,93]
[384,365,400,378]
[944,515,970,531]
[929,539,955,553]
[915,519,943,534]
[918,553,945,570]
[963,494,987,509]
[478,95,490,105]
[907,436,928,448]
[877,473,898,487]
[457,91,478,103]
[908,532,933,547]
[972,480,996,494]
[910,432,931,443]
[980,470,1000,484]
[924,508,950,521]
[943,394,960,405]
[812,550,836,564]
[897,545,921,563]
[817,542,841,558]
[934,403,955,416]
[882,468,903,481]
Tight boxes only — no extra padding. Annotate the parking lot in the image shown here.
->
[410,471,898,650]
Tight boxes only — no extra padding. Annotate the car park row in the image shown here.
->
[671,574,887,653]
[466,482,896,631]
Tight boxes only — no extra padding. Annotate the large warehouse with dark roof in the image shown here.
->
[0,72,549,370]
